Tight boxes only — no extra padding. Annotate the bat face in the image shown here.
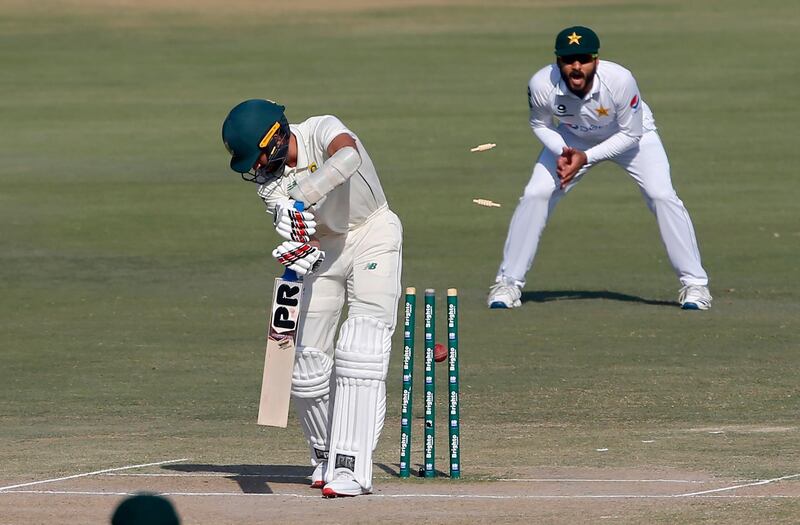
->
[258,275,304,427]
[258,201,307,428]
[269,280,303,342]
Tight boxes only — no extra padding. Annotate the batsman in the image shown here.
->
[222,99,403,497]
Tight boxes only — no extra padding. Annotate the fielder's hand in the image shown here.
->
[272,240,325,276]
[273,198,317,243]
[556,147,587,189]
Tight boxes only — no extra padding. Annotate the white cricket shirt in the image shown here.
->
[527,60,657,164]
[257,115,387,235]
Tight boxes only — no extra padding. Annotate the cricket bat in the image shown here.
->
[257,202,306,427]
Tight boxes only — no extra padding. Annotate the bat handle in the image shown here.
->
[281,201,305,282]
[282,268,299,281]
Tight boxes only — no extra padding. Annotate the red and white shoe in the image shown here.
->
[321,470,370,498]
[310,462,326,489]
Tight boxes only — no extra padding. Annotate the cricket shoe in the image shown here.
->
[487,277,522,309]
[679,285,712,310]
[310,461,327,489]
[321,469,370,498]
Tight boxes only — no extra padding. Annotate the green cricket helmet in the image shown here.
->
[111,494,180,525]
[221,99,290,182]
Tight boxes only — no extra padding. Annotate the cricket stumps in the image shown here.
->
[399,287,461,479]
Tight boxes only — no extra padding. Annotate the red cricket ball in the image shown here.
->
[434,343,448,363]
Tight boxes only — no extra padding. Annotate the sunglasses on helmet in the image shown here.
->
[558,53,597,65]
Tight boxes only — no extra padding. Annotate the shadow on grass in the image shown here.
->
[376,462,450,479]
[521,290,678,307]
[162,464,313,494]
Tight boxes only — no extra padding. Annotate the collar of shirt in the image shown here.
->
[283,124,312,177]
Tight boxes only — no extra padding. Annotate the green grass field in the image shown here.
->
[1,0,799,522]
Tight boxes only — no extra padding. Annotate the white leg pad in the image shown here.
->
[291,346,333,467]
[325,316,392,492]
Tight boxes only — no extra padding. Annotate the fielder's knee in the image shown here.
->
[521,183,556,203]
[644,186,681,205]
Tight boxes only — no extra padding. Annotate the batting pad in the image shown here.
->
[291,346,333,466]
[326,316,391,491]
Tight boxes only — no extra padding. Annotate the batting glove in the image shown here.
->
[273,198,317,243]
[272,241,325,276]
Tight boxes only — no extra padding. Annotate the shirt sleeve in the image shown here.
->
[528,79,568,157]
[584,72,644,164]
[314,115,355,155]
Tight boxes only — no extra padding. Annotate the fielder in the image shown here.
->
[488,26,711,310]
[222,99,403,497]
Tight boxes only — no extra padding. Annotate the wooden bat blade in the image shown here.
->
[257,276,303,427]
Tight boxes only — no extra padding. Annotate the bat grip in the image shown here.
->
[282,268,299,281]
[281,201,305,282]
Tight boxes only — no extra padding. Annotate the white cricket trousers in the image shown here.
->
[497,131,708,287]
[290,205,403,471]
[297,204,403,351]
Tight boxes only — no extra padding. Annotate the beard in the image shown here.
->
[561,67,596,95]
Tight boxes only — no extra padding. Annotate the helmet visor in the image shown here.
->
[241,119,290,184]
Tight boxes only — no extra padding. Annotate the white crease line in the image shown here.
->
[497,478,709,484]
[1,489,797,500]
[4,490,139,497]
[102,473,309,478]
[2,490,318,499]
[102,473,718,484]
[103,473,763,485]
[675,473,800,497]
[0,458,190,492]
